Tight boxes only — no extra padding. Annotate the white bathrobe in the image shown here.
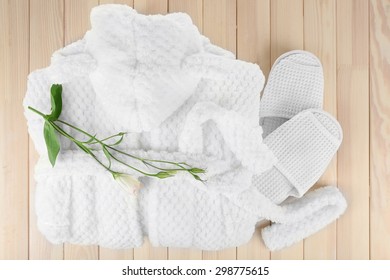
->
[24,4,346,251]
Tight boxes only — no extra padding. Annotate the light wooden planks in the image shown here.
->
[270,0,303,62]
[2,0,389,260]
[303,0,337,260]
[132,0,168,261]
[336,0,370,260]
[237,0,271,77]
[99,247,134,260]
[63,0,100,260]
[369,0,390,260]
[134,0,167,15]
[169,0,202,30]
[29,0,65,260]
[203,0,236,55]
[270,0,304,260]
[133,239,168,260]
[100,0,133,5]
[236,0,271,260]
[0,0,29,260]
[167,247,203,260]
[64,0,98,45]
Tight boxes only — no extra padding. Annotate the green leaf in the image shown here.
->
[46,84,62,121]
[43,121,60,167]
[103,147,111,169]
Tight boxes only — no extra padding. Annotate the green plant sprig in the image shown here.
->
[28,84,206,181]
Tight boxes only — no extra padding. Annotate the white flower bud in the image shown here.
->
[114,173,142,195]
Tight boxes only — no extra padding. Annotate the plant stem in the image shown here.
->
[28,106,47,118]
[27,105,205,180]
[88,132,124,145]
[142,160,189,172]
[109,152,157,177]
[107,146,189,171]
[49,121,113,173]
[57,119,95,139]
[57,119,169,177]
[57,119,188,171]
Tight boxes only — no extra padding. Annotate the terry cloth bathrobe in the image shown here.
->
[23,4,346,251]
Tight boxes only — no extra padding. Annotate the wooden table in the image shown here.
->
[1,0,388,260]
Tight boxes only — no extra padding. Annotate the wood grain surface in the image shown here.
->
[0,0,388,259]
[370,0,390,260]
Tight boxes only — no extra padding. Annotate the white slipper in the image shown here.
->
[234,185,347,251]
[253,109,343,204]
[261,185,347,251]
[260,50,324,138]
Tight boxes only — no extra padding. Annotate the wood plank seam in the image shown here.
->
[368,0,371,261]
[28,0,31,260]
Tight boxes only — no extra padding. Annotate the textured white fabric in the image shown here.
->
[25,4,275,250]
[252,110,346,250]
[259,186,347,251]
[260,50,324,138]
[254,50,346,251]
[85,7,203,133]
[24,4,346,252]
[253,109,343,204]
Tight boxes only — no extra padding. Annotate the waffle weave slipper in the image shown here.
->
[253,109,343,204]
[260,50,324,138]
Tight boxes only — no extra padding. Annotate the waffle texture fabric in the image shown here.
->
[24,4,346,251]
[250,109,347,251]
[253,109,343,204]
[260,50,324,138]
